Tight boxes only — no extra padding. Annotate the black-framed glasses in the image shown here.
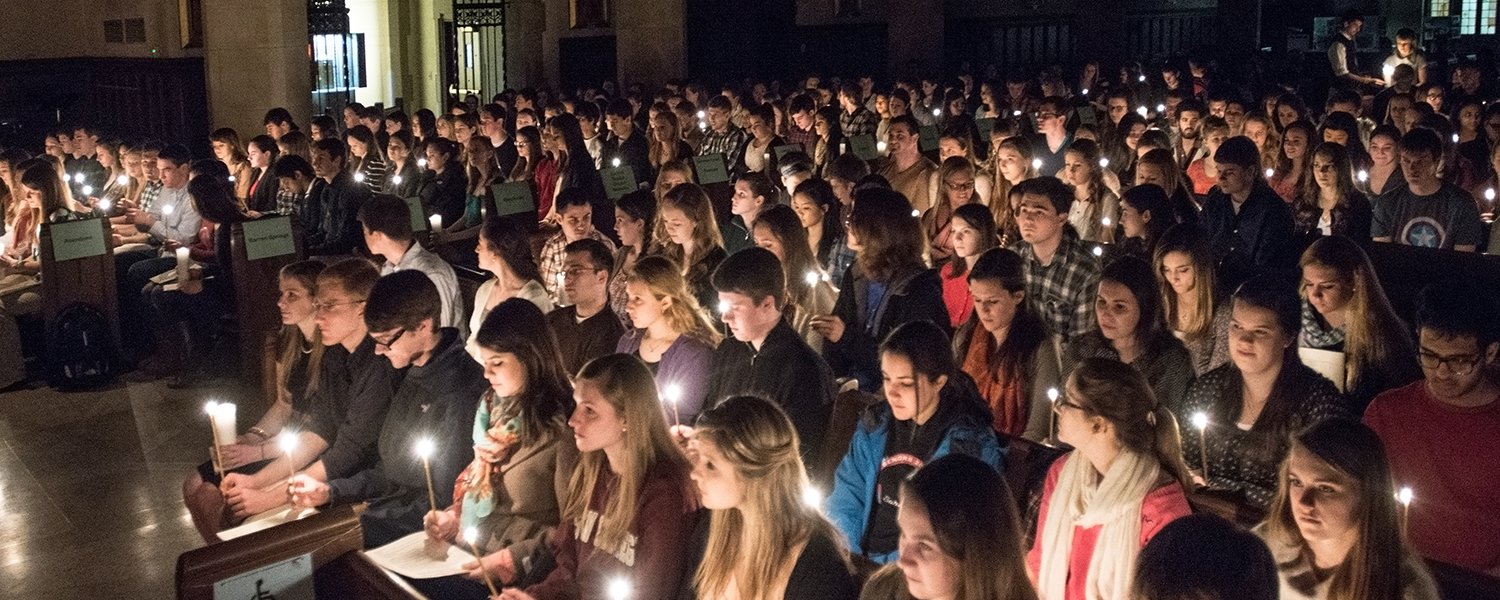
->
[373,327,407,350]
[1052,394,1087,414]
[1417,350,1483,376]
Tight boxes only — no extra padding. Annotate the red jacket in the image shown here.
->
[1026,455,1192,600]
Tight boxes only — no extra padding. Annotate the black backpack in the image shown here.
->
[47,303,117,389]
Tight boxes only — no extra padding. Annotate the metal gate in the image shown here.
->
[452,0,508,103]
[308,0,360,117]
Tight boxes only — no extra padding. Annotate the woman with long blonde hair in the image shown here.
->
[1297,236,1420,411]
[1153,225,1229,376]
[1256,419,1439,600]
[615,254,720,426]
[501,353,698,600]
[688,395,857,599]
[654,182,727,310]
[990,136,1037,242]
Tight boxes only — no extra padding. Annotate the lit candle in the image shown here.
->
[228,175,237,183]
[876,140,888,154]
[163,204,175,216]
[611,157,622,168]
[1137,74,1146,82]
[1081,88,1089,95]
[910,209,920,218]
[717,299,730,316]
[804,270,819,286]
[1047,387,1060,443]
[212,403,237,448]
[1451,133,1460,144]
[116,174,130,186]
[98,199,112,212]
[664,383,683,427]
[1397,486,1414,535]
[698,120,707,131]
[802,485,823,509]
[1357,169,1369,183]
[72,172,85,184]
[352,172,364,183]
[1098,157,1110,169]
[1156,103,1166,114]
[1136,106,1148,118]
[1383,64,1396,82]
[415,438,438,513]
[278,432,299,483]
[1030,158,1043,172]
[1486,188,1496,202]
[608,578,631,600]
[204,401,225,478]
[464,527,500,597]
[428,214,442,231]
[932,108,942,117]
[1264,168,1276,179]
[417,158,428,168]
[1012,110,1022,117]
[1091,245,1103,257]
[839,141,847,154]
[175,247,191,283]
[81,185,93,196]
[392,174,403,185]
[1101,216,1112,227]
[1191,412,1210,484]
[696,110,706,120]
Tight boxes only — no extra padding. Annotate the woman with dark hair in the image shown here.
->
[344,124,387,192]
[1255,419,1439,600]
[752,204,837,352]
[1317,112,1371,173]
[924,156,982,264]
[411,109,439,143]
[1132,514,1278,600]
[828,321,1003,565]
[1293,143,1373,241]
[938,203,996,328]
[1117,184,1173,261]
[508,126,543,185]
[791,178,845,271]
[1269,120,1315,203]
[1273,95,1309,132]
[814,187,950,390]
[1362,125,1405,200]
[382,130,420,198]
[860,454,1037,600]
[419,137,468,229]
[656,183,727,311]
[1028,357,1193,600]
[143,172,252,383]
[1176,275,1351,510]
[1109,113,1150,183]
[1067,256,1195,411]
[609,189,655,323]
[245,135,282,213]
[210,127,254,202]
[413,299,580,598]
[467,217,553,359]
[811,106,845,178]
[953,248,1060,441]
[543,113,608,235]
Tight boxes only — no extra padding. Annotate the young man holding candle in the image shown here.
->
[288,270,486,547]
[545,239,624,376]
[1364,280,1500,576]
[1371,128,1483,252]
[603,98,652,187]
[119,144,201,362]
[704,247,834,464]
[359,194,467,338]
[538,189,616,307]
[221,258,399,521]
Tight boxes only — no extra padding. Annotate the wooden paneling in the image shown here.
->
[0,57,208,154]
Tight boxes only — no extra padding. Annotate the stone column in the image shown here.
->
[201,0,312,136]
[615,0,686,86]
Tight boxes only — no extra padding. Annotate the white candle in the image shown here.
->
[611,157,622,168]
[876,141,888,154]
[1098,157,1110,169]
[116,174,130,186]
[802,485,823,509]
[415,438,438,512]
[81,185,93,196]
[1192,411,1210,483]
[417,158,428,168]
[464,527,499,596]
[1397,486,1414,534]
[212,403,237,445]
[608,578,631,600]
[175,247,191,282]
[1265,168,1276,178]
[1383,64,1396,82]
[392,174,403,185]
[1030,158,1043,171]
[664,383,683,426]
[1357,169,1369,183]
[279,432,299,481]
[428,214,442,231]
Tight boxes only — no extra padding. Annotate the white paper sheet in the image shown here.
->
[365,531,475,579]
[1299,347,1346,392]
[217,504,319,541]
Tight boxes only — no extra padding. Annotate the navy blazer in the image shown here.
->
[1199,182,1297,288]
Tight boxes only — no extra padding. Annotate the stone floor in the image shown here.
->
[0,375,260,598]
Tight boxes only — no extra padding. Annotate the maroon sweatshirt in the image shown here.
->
[525,458,700,600]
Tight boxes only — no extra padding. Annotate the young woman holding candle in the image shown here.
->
[654,183,727,312]
[1133,149,1200,223]
[382,130,421,199]
[210,127,254,202]
[1061,139,1120,243]
[1268,121,1314,203]
[498,353,699,600]
[412,298,580,598]
[1027,357,1194,600]
[182,260,327,541]
[1296,236,1420,413]
[683,395,859,599]
[614,255,719,427]
[345,125,387,192]
[1175,276,1351,510]
[1115,184,1173,262]
[1292,143,1372,241]
[459,137,502,230]
[1362,126,1405,200]
[815,187,949,391]
[609,189,655,324]
[1154,225,1230,376]
[938,203,997,328]
[952,248,1060,442]
[648,110,694,172]
[1065,256,1196,412]
[1255,419,1440,600]
[790,178,845,271]
[468,216,554,359]
[751,204,837,353]
[991,136,1038,242]
[828,320,1003,565]
[418,137,468,230]
[860,453,1038,600]
[508,126,543,185]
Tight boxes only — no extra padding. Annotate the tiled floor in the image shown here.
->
[0,376,260,598]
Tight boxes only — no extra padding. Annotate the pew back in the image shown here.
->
[229,217,303,405]
[176,505,363,600]
[39,218,120,355]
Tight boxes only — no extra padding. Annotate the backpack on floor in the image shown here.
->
[47,303,117,389]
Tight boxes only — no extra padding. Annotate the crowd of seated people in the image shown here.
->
[6,20,1500,597]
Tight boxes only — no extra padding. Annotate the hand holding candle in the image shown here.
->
[464,527,500,596]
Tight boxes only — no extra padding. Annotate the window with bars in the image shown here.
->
[1435,0,1495,34]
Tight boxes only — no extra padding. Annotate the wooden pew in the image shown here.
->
[812,386,878,488]
[1424,558,1500,600]
[1363,242,1500,325]
[175,505,424,600]
[39,218,120,356]
[229,217,304,404]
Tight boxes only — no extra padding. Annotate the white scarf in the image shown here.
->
[1036,450,1160,600]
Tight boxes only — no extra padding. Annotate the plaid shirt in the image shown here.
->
[699,126,748,170]
[138,180,163,212]
[1011,233,1100,343]
[275,188,303,220]
[840,107,878,138]
[539,229,617,306]
[784,124,817,153]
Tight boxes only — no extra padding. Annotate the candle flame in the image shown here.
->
[1191,412,1209,431]
[72,172,85,183]
[1357,170,1369,183]
[1397,487,1414,506]
[1098,157,1110,169]
[415,438,436,460]
[117,174,130,185]
[353,172,364,182]
[802,485,824,509]
[1046,387,1059,402]
[417,158,428,168]
[717,299,731,315]
[1136,106,1148,117]
[1031,158,1043,171]
[204,400,219,415]
[279,432,299,454]
[163,204,175,216]
[1156,104,1166,113]
[611,157,621,168]
[1092,246,1103,257]
[464,526,479,546]
[932,108,942,117]
[81,185,93,196]
[1487,188,1496,201]
[1265,168,1276,178]
[804,270,819,286]
[664,383,683,405]
[608,578,631,600]
[1101,216,1112,227]
[876,141,887,153]
[98,199,112,211]
[392,175,403,185]
[1138,75,1146,82]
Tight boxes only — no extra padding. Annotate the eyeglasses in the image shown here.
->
[945,180,976,192]
[373,327,406,350]
[1052,394,1087,414]
[1417,350,1483,376]
[312,300,364,314]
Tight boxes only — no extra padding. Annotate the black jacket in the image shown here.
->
[307,170,372,256]
[705,321,835,461]
[824,265,951,391]
[603,130,653,187]
[419,162,468,228]
[1199,182,1297,289]
[306,336,404,480]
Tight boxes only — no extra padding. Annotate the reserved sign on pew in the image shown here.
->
[848,134,878,160]
[213,552,313,600]
[918,125,940,152]
[693,153,730,185]
[491,182,536,217]
[241,216,297,261]
[49,218,108,262]
[600,166,636,200]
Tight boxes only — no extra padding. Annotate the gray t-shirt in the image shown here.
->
[1371,181,1481,249]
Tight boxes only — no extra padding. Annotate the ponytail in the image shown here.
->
[1070,358,1192,487]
